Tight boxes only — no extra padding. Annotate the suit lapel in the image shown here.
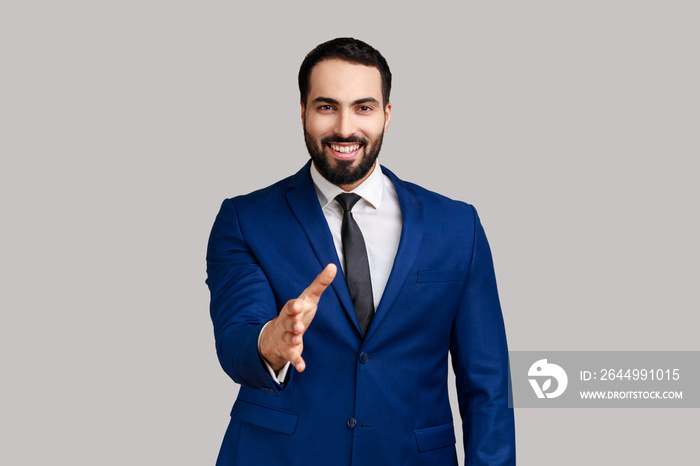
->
[284,163,425,340]
[365,166,424,340]
[285,163,362,335]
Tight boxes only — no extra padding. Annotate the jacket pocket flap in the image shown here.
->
[414,422,456,452]
[417,270,463,283]
[231,399,298,435]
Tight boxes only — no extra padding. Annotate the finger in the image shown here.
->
[292,320,304,335]
[286,345,304,369]
[299,264,337,302]
[282,331,302,346]
[281,301,305,330]
[282,317,305,335]
[281,303,311,332]
[281,329,294,344]
[291,355,306,373]
[286,300,303,316]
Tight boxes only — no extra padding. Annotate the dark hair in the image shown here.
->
[298,37,392,107]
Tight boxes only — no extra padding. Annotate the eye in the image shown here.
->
[357,105,373,112]
[318,105,334,112]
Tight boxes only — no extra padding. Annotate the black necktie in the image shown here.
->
[335,193,374,336]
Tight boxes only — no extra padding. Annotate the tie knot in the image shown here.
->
[335,193,362,213]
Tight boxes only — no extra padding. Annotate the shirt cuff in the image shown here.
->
[258,321,291,384]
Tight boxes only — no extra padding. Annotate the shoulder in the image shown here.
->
[224,164,309,211]
[381,165,476,220]
[229,176,291,206]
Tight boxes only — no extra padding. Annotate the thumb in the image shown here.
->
[299,264,337,302]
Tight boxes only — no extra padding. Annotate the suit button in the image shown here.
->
[347,417,357,429]
[359,352,369,364]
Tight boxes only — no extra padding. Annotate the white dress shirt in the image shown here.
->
[309,162,402,310]
[260,162,403,383]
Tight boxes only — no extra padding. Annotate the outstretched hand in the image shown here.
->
[259,264,337,373]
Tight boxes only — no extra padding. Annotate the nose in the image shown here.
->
[333,109,356,139]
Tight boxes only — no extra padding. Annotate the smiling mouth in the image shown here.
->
[328,143,362,154]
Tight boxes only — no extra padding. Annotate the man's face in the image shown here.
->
[302,59,391,190]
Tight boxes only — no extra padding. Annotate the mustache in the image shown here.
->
[321,136,367,145]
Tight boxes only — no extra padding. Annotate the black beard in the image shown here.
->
[304,132,383,186]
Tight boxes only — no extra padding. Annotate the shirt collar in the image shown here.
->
[310,161,384,210]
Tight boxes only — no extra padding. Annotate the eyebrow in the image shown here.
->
[311,96,381,106]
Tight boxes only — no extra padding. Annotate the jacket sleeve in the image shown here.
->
[450,205,515,465]
[206,198,291,393]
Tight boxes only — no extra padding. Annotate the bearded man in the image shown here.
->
[206,37,515,465]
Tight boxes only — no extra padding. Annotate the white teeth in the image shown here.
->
[330,144,360,153]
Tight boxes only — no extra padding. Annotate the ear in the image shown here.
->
[300,102,306,126]
[383,102,392,133]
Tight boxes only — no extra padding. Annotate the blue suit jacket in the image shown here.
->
[206,163,515,465]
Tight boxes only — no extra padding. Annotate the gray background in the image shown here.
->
[1,1,698,464]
